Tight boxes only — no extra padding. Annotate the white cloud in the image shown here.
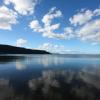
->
[29,20,42,32]
[29,7,74,39]
[69,9,93,26]
[68,6,100,45]
[69,7,100,26]
[42,7,62,26]
[37,43,74,54]
[4,0,38,15]
[93,7,100,16]
[29,6,100,45]
[16,38,27,47]
[0,6,18,30]
[77,19,100,44]
[64,27,73,34]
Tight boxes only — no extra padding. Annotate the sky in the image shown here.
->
[0,0,100,54]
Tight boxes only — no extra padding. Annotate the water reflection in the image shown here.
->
[16,61,27,70]
[0,78,14,100]
[28,68,100,100]
[79,64,100,89]
[0,55,25,63]
[0,55,100,100]
[35,55,65,67]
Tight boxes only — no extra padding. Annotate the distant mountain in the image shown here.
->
[0,44,50,54]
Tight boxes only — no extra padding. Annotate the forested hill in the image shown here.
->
[0,44,50,54]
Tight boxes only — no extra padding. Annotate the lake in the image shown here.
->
[0,54,100,100]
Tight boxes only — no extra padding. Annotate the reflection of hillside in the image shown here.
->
[0,55,25,63]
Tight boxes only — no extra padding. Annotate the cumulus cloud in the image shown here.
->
[4,0,38,15]
[16,38,27,47]
[68,6,100,45]
[0,6,18,30]
[29,7,74,39]
[77,19,100,44]
[93,7,100,16]
[37,43,74,54]
[69,7,100,26]
[0,0,39,30]
[42,7,62,26]
[29,20,42,32]
[69,9,93,26]
[29,6,100,45]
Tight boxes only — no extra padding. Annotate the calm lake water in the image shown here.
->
[0,54,100,100]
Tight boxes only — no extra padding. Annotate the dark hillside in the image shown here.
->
[0,44,50,54]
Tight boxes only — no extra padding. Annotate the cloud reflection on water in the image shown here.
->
[28,64,100,100]
[35,55,65,67]
[16,61,27,70]
[0,55,100,100]
[0,64,100,100]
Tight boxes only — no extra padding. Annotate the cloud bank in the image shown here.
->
[29,7,74,39]
[0,0,100,46]
[30,6,100,45]
[37,43,76,54]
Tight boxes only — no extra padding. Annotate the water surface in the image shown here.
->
[0,54,100,100]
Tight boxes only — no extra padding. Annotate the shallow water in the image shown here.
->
[0,54,100,100]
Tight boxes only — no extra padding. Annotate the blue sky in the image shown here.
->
[0,0,100,54]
